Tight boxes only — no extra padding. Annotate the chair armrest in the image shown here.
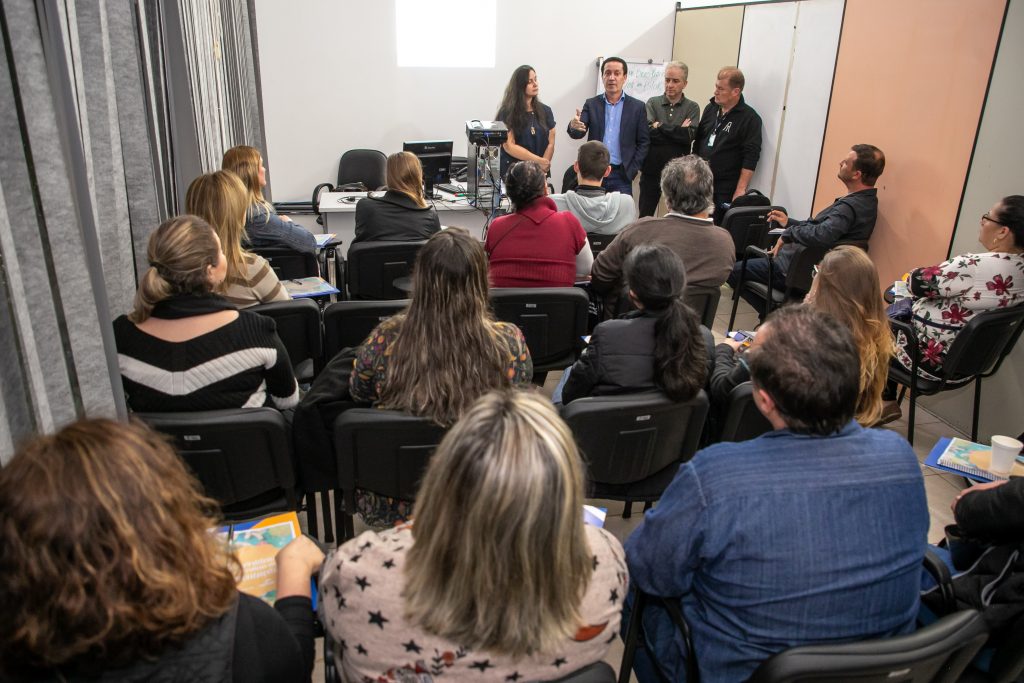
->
[923,547,957,616]
[744,244,772,261]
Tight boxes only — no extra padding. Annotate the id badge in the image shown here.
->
[707,133,716,147]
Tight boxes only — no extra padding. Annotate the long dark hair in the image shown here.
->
[624,245,707,401]
[377,229,512,426]
[496,65,550,134]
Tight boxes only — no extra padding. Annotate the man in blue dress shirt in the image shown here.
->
[624,305,928,683]
[568,57,650,197]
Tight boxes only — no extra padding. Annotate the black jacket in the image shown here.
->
[352,191,441,244]
[696,95,762,194]
[561,310,714,404]
[922,478,1024,634]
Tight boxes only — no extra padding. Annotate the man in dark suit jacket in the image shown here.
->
[567,57,650,197]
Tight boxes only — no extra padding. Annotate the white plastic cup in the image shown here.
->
[990,435,1022,477]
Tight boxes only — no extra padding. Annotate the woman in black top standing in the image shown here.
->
[352,152,441,244]
[496,65,556,178]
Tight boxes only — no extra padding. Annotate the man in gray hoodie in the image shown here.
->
[551,141,637,236]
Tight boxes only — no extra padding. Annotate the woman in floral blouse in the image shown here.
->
[349,228,533,527]
[892,195,1024,387]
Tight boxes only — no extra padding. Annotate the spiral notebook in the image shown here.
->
[926,437,1024,482]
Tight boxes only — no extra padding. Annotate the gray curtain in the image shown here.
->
[0,0,267,462]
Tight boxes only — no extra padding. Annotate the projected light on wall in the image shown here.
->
[395,0,496,68]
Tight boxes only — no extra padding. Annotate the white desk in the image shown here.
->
[317,190,493,257]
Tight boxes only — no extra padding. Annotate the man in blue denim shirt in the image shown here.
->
[624,306,928,682]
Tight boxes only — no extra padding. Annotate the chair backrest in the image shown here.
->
[333,408,447,509]
[135,408,298,520]
[346,240,425,300]
[684,284,722,329]
[748,608,988,683]
[337,148,387,190]
[490,287,589,372]
[783,244,830,299]
[551,661,616,683]
[322,299,408,363]
[251,246,319,280]
[561,391,709,500]
[586,232,615,258]
[719,382,773,442]
[941,303,1024,381]
[722,205,785,258]
[249,298,323,382]
[562,164,579,193]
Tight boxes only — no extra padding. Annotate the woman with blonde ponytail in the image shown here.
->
[185,170,289,308]
[113,215,299,412]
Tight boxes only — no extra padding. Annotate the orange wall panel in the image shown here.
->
[813,0,1005,287]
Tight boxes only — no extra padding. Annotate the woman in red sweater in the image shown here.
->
[485,161,593,287]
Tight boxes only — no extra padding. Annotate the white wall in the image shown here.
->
[253,0,676,201]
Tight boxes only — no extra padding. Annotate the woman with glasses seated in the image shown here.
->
[882,195,1024,420]
[321,390,627,683]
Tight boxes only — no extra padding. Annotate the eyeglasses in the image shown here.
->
[812,264,819,278]
[981,213,1005,226]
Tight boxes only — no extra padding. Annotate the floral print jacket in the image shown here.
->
[895,252,1024,381]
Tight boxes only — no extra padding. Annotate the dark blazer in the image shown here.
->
[353,191,441,244]
[567,93,650,181]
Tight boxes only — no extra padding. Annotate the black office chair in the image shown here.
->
[747,609,988,682]
[336,148,387,191]
[561,391,709,518]
[684,284,722,329]
[490,287,589,376]
[728,243,829,329]
[553,662,617,682]
[721,205,784,259]
[586,232,615,259]
[333,408,447,541]
[719,382,773,442]
[252,246,320,280]
[888,303,1024,446]
[562,164,579,193]
[249,298,323,383]
[322,299,408,364]
[345,241,425,300]
[136,408,299,521]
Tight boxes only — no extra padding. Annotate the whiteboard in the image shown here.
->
[595,58,666,103]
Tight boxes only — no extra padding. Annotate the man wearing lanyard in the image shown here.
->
[696,67,762,224]
[568,57,650,197]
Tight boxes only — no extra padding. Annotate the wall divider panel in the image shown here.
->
[672,5,744,113]
[813,0,1006,289]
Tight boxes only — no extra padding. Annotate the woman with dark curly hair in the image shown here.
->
[485,160,593,288]
[0,418,322,682]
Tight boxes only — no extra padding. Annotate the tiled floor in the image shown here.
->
[311,289,969,681]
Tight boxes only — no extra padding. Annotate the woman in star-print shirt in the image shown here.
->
[893,195,1024,382]
[320,390,628,682]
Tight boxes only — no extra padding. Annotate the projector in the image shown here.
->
[466,120,508,145]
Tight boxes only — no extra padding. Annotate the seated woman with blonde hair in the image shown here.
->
[353,151,441,243]
[113,214,298,412]
[712,245,892,426]
[321,389,628,682]
[186,170,289,308]
[222,144,317,254]
[0,418,321,682]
